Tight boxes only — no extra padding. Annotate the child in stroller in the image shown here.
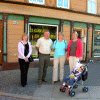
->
[60,63,88,97]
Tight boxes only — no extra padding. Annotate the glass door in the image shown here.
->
[28,23,58,59]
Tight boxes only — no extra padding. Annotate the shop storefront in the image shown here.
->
[93,26,100,57]
[0,14,3,65]
[28,23,58,59]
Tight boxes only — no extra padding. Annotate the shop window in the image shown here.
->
[88,0,96,14]
[29,0,44,4]
[28,23,58,59]
[57,0,69,9]
[94,30,100,57]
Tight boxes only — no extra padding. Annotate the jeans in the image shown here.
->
[64,76,76,86]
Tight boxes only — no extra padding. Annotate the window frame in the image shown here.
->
[57,0,70,9]
[29,0,45,5]
[28,23,58,59]
[87,0,97,14]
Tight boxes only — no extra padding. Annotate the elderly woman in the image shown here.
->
[18,33,32,87]
[52,32,68,84]
[67,31,83,73]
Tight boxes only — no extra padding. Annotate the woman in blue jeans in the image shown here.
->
[60,64,84,91]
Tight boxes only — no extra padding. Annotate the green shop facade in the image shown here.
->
[0,13,100,70]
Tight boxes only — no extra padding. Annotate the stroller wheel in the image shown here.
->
[60,88,66,92]
[60,88,62,92]
[69,91,75,97]
[82,87,88,92]
[73,84,78,89]
[62,88,66,92]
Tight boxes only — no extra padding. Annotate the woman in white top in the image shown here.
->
[18,33,32,87]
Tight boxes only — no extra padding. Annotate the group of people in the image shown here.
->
[18,30,83,88]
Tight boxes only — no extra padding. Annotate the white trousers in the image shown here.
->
[52,56,66,82]
[69,56,79,73]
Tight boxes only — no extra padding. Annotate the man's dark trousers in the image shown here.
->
[38,53,50,81]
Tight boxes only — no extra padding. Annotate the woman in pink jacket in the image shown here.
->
[67,31,83,73]
[18,34,32,87]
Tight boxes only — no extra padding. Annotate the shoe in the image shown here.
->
[60,85,65,89]
[60,80,63,83]
[22,84,26,87]
[38,80,42,85]
[51,81,58,84]
[42,79,47,82]
[51,81,54,84]
[66,87,70,91]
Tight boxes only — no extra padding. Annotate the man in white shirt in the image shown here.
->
[35,31,53,85]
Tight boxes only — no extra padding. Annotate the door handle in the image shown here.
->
[0,49,1,53]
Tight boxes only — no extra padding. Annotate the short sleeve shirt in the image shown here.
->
[35,37,53,54]
[53,40,67,57]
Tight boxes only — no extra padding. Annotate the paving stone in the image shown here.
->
[0,62,100,100]
[51,85,76,99]
[71,86,91,99]
[88,86,100,99]
[33,84,54,98]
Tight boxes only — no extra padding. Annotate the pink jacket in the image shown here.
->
[67,38,83,58]
[18,41,32,59]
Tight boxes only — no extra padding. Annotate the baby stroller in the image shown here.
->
[60,63,88,97]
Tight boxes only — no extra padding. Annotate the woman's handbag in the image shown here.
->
[28,55,34,62]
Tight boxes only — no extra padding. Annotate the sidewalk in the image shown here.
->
[0,62,100,100]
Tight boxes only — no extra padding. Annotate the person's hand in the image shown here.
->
[52,49,55,52]
[24,57,28,62]
[67,57,69,61]
[74,77,77,80]
[79,57,82,61]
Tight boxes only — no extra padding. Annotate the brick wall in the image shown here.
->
[97,0,100,15]
[7,20,24,62]
[70,0,87,12]
[63,25,70,43]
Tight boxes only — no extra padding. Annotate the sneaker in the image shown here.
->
[42,79,47,82]
[51,81,58,84]
[60,85,65,89]
[66,87,70,91]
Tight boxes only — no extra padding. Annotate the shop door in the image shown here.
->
[0,20,3,64]
[28,23,58,59]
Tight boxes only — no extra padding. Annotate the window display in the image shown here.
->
[29,24,57,58]
[94,30,100,57]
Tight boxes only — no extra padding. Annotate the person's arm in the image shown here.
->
[67,40,71,60]
[35,46,39,51]
[26,42,32,58]
[74,72,82,80]
[18,42,26,59]
[65,41,68,52]
[78,39,83,61]
[35,39,40,51]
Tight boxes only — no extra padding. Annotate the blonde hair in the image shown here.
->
[73,31,78,37]
[22,33,29,41]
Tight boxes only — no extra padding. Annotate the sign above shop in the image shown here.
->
[13,20,18,25]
